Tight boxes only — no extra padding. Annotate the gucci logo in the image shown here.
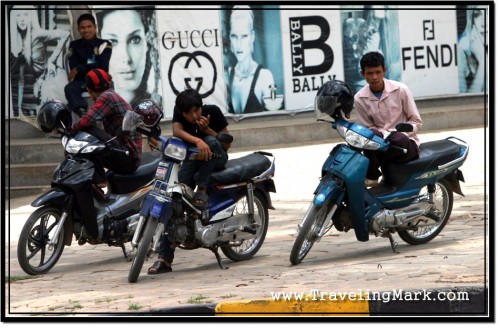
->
[168,51,217,98]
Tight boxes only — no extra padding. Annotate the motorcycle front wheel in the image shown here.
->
[290,203,331,265]
[397,179,453,245]
[221,192,269,261]
[17,206,66,275]
[128,217,159,283]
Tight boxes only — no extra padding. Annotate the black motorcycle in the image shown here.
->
[16,100,161,275]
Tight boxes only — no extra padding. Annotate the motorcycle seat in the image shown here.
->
[209,153,272,185]
[107,151,162,194]
[388,139,461,174]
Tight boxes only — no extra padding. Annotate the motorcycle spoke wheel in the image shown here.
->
[290,204,330,265]
[17,206,65,275]
[221,192,269,261]
[397,179,453,245]
[128,217,159,283]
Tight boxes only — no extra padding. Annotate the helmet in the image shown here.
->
[315,80,354,118]
[133,99,163,127]
[37,100,72,132]
[85,68,112,92]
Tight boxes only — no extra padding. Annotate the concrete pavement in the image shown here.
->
[4,126,489,317]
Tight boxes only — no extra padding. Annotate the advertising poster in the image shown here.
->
[280,6,344,112]
[340,5,401,94]
[156,6,225,118]
[9,5,72,119]
[456,5,488,93]
[94,6,163,109]
[220,5,284,117]
[399,7,458,97]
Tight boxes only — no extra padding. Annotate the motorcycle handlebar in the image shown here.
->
[109,147,130,156]
[390,145,408,154]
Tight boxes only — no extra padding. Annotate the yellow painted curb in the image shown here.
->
[215,293,370,316]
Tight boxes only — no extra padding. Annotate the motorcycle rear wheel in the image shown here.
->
[397,179,453,245]
[221,192,269,261]
[128,217,158,283]
[17,206,66,275]
[290,203,330,265]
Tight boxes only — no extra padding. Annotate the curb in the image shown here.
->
[148,286,488,316]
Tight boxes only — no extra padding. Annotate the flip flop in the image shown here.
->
[193,191,209,210]
[147,260,172,275]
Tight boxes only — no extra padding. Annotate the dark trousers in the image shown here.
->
[65,79,87,114]
[364,130,419,180]
[158,135,228,263]
[84,126,139,183]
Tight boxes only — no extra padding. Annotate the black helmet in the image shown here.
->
[133,99,163,127]
[315,80,354,118]
[37,100,72,132]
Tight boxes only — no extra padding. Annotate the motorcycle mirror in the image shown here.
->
[395,123,413,133]
[122,111,143,132]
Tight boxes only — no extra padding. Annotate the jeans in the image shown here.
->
[65,79,87,114]
[158,135,228,263]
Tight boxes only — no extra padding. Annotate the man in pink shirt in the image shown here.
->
[354,52,423,187]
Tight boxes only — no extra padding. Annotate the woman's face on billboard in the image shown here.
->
[229,13,254,62]
[101,10,147,94]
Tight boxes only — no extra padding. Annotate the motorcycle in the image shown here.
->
[123,110,276,283]
[290,88,469,265]
[17,100,161,275]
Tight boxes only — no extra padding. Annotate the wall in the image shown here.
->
[7,4,489,124]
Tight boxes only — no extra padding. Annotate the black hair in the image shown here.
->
[175,89,203,113]
[77,13,96,26]
[94,8,158,107]
[360,51,385,72]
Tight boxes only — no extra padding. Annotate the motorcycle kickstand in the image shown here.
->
[210,247,228,270]
[387,233,399,253]
[120,243,132,261]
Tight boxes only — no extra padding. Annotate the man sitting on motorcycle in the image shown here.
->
[354,51,423,187]
[148,88,231,275]
[69,68,142,196]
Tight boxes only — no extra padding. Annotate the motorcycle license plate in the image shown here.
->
[155,162,170,180]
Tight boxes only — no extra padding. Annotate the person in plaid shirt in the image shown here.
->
[70,68,142,191]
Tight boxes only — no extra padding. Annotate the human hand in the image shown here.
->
[68,67,77,81]
[196,139,213,161]
[196,115,210,131]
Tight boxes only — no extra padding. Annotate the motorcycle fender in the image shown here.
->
[31,188,69,208]
[255,179,276,210]
[444,169,465,197]
[313,178,344,207]
[141,194,173,225]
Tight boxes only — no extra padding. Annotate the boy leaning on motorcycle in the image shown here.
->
[354,52,423,188]
[148,88,232,275]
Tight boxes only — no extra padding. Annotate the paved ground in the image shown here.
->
[3,126,489,317]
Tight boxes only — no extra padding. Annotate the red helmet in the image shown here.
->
[133,99,163,127]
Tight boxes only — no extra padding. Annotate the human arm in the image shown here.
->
[172,122,212,161]
[68,40,112,81]
[399,84,423,132]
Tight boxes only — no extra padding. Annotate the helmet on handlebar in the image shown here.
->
[315,80,354,119]
[133,99,163,127]
[37,100,72,133]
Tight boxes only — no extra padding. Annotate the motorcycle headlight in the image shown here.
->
[64,138,90,154]
[337,125,381,150]
[164,142,186,161]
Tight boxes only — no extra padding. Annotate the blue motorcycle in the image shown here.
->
[122,104,276,282]
[290,84,469,265]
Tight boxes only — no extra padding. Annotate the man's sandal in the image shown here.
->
[147,260,172,275]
